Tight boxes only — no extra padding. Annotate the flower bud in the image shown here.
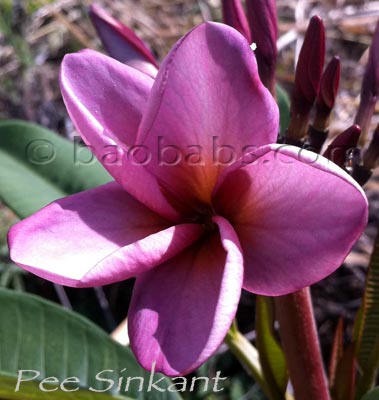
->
[287,16,325,140]
[323,125,361,168]
[314,57,341,131]
[89,4,158,77]
[221,0,251,43]
[246,0,277,94]
[354,19,379,142]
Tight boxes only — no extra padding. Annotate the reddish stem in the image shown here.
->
[275,287,330,400]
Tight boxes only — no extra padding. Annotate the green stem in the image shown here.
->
[225,321,270,395]
[226,321,294,400]
[275,287,330,400]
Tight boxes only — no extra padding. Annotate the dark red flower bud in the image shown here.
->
[292,16,325,113]
[221,0,252,43]
[287,16,325,140]
[323,125,361,168]
[246,0,277,94]
[316,57,340,121]
[354,19,379,140]
[89,4,158,77]
[312,56,340,132]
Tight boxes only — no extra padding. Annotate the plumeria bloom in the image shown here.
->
[8,22,367,376]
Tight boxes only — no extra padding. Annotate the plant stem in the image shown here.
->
[275,287,331,400]
[225,320,271,396]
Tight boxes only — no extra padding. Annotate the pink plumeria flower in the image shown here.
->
[8,22,367,376]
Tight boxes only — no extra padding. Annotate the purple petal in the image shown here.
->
[128,216,243,376]
[60,49,179,221]
[89,4,158,77]
[8,182,203,287]
[136,22,278,210]
[213,144,368,296]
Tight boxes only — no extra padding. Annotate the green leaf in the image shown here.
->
[276,84,290,136]
[355,228,379,399]
[0,375,129,400]
[255,296,288,400]
[0,288,182,399]
[361,387,379,400]
[0,120,112,218]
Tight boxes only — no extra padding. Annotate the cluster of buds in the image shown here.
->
[221,1,379,187]
[89,1,379,187]
[281,14,379,186]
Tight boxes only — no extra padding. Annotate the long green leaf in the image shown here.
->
[0,374,129,400]
[276,84,290,136]
[0,288,182,399]
[0,119,112,218]
[355,228,379,399]
[256,296,288,400]
[362,387,379,400]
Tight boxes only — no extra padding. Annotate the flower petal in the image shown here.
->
[8,182,203,287]
[89,4,158,78]
[60,49,179,221]
[61,49,153,148]
[136,22,278,208]
[128,216,243,376]
[213,144,368,296]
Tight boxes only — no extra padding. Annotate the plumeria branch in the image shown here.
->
[275,288,331,400]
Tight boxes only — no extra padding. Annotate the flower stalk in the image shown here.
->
[275,288,331,400]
